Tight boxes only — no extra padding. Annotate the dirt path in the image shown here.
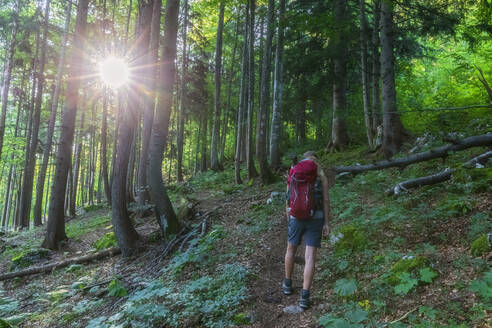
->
[196,187,318,328]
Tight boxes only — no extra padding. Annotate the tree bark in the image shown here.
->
[386,168,455,196]
[33,0,72,226]
[177,0,189,182]
[70,105,86,216]
[235,9,249,185]
[101,91,111,203]
[360,0,374,149]
[256,0,274,183]
[380,0,407,158]
[0,248,121,281]
[210,1,225,171]
[334,134,492,174]
[0,0,20,162]
[247,0,258,180]
[19,0,51,229]
[371,0,381,133]
[42,0,90,250]
[270,0,286,170]
[136,0,160,205]
[464,150,492,168]
[148,0,180,236]
[330,0,350,151]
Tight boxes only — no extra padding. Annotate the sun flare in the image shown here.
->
[98,57,129,88]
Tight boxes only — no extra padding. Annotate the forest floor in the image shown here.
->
[0,143,491,328]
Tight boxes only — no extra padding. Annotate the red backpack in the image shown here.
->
[287,160,318,219]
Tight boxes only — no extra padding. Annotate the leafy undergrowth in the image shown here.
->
[0,142,491,327]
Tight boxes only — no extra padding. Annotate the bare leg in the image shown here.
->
[285,242,297,279]
[303,246,317,290]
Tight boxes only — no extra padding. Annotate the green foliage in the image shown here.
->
[388,256,438,295]
[10,248,50,271]
[332,225,368,256]
[82,204,106,213]
[66,215,111,240]
[469,269,492,303]
[468,212,492,240]
[436,195,474,217]
[319,303,369,328]
[470,234,491,257]
[89,263,249,328]
[334,278,358,297]
[93,232,118,251]
[165,226,225,276]
[0,296,18,318]
[108,279,128,297]
[237,203,278,233]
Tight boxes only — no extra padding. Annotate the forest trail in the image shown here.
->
[193,183,318,328]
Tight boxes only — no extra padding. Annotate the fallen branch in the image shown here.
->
[387,307,419,325]
[0,247,121,281]
[385,168,456,196]
[334,133,492,174]
[464,150,492,168]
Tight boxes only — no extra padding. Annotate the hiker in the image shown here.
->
[283,151,332,309]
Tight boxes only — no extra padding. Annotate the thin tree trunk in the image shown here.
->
[19,0,51,229]
[380,0,407,158]
[42,0,90,250]
[221,14,240,164]
[148,0,180,235]
[200,107,208,172]
[371,0,381,133]
[177,0,188,181]
[330,0,350,151]
[247,0,258,179]
[270,0,286,170]
[360,0,374,149]
[101,91,111,203]
[257,0,274,183]
[71,106,86,216]
[235,20,248,185]
[0,0,20,161]
[33,0,72,226]
[210,1,225,171]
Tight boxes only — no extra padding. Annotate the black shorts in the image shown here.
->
[288,214,324,248]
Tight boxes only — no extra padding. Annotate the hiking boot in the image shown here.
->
[299,289,310,309]
[282,278,293,295]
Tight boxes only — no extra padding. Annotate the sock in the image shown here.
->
[283,278,292,286]
[301,289,309,298]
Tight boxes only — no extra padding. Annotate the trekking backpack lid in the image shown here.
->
[289,159,318,183]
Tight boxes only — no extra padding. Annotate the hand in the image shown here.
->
[322,223,330,237]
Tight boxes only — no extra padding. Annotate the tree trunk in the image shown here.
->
[42,0,90,250]
[297,96,307,143]
[235,9,249,185]
[111,93,139,256]
[330,0,350,151]
[360,0,374,149]
[19,0,51,229]
[334,134,492,174]
[136,0,159,205]
[148,0,180,236]
[380,0,407,158]
[101,91,111,203]
[386,168,455,196]
[256,0,274,183]
[33,0,72,226]
[247,0,258,180]
[221,14,240,165]
[177,0,188,181]
[200,107,208,172]
[270,0,286,170]
[210,1,225,171]
[371,0,381,133]
[71,106,86,216]
[0,0,20,162]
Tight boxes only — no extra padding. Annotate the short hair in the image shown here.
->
[303,151,316,159]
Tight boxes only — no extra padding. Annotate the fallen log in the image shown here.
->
[464,150,492,168]
[385,168,456,196]
[334,133,492,174]
[0,247,121,281]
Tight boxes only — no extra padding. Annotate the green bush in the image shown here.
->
[333,225,368,255]
[93,232,118,251]
[10,248,50,271]
[470,234,491,257]
[388,256,431,285]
